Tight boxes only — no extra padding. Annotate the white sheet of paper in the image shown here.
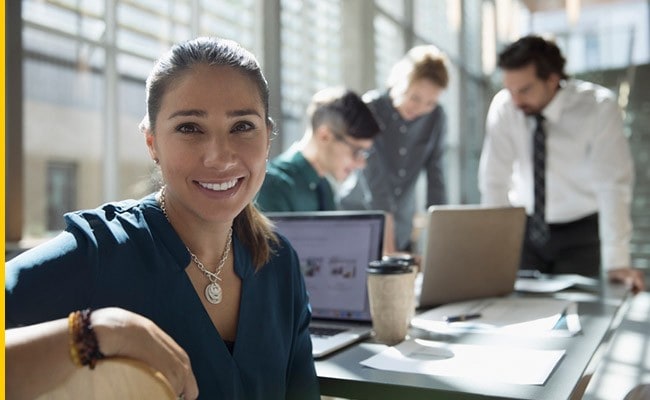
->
[515,278,575,293]
[360,338,565,385]
[411,297,578,336]
[515,274,600,293]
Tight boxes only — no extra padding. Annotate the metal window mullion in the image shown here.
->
[103,0,119,201]
[191,0,200,37]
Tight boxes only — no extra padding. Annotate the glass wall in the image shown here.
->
[12,0,490,242]
[19,0,259,237]
[280,0,343,146]
[11,0,650,254]
[521,0,650,73]
[373,12,405,91]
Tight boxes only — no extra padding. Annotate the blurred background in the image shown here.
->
[5,0,650,270]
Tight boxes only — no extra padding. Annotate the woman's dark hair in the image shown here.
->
[497,35,569,80]
[141,37,278,268]
[141,36,273,133]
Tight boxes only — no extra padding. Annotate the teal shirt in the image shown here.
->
[5,194,320,400]
[257,149,335,212]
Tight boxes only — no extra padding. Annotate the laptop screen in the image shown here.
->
[267,211,385,322]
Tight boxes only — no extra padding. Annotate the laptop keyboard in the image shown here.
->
[309,326,347,337]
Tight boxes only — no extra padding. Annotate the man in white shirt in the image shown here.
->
[479,35,645,293]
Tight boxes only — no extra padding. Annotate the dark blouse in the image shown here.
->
[5,194,320,399]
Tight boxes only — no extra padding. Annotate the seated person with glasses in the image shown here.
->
[256,87,380,212]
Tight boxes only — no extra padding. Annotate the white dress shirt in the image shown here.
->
[479,79,634,270]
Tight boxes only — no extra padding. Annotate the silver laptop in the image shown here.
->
[418,205,526,309]
[268,211,384,358]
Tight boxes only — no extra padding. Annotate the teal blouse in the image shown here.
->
[5,194,320,399]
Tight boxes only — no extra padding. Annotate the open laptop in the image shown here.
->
[267,211,384,358]
[418,205,526,309]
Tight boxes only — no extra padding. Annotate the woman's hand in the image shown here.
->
[91,307,199,400]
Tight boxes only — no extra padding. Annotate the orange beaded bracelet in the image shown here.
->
[68,309,105,369]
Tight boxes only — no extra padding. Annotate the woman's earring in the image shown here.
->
[154,158,159,165]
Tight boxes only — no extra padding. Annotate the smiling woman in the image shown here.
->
[5,37,320,400]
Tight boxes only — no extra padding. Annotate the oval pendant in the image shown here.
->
[205,283,223,304]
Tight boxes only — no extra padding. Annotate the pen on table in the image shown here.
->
[443,313,482,323]
[517,269,542,279]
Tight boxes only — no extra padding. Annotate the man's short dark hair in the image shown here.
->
[308,87,380,140]
[497,35,568,80]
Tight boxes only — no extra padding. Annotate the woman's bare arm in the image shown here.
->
[6,307,199,400]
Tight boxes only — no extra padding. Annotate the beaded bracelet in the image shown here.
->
[68,309,105,369]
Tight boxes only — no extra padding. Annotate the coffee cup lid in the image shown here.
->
[367,259,412,274]
[382,254,416,265]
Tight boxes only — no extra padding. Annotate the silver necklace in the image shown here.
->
[158,187,233,304]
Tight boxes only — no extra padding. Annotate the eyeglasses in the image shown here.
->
[330,130,372,160]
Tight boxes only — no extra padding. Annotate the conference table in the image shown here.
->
[315,281,632,400]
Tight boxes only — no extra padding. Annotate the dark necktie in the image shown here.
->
[530,114,550,247]
[316,178,335,211]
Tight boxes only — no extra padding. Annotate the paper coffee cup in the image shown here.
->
[366,260,416,345]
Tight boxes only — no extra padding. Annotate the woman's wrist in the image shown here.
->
[68,309,105,368]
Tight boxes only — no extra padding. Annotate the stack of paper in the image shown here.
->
[411,297,581,336]
[515,273,600,293]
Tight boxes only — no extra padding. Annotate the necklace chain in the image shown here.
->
[158,186,232,304]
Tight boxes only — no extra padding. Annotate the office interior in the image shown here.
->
[4,0,650,398]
